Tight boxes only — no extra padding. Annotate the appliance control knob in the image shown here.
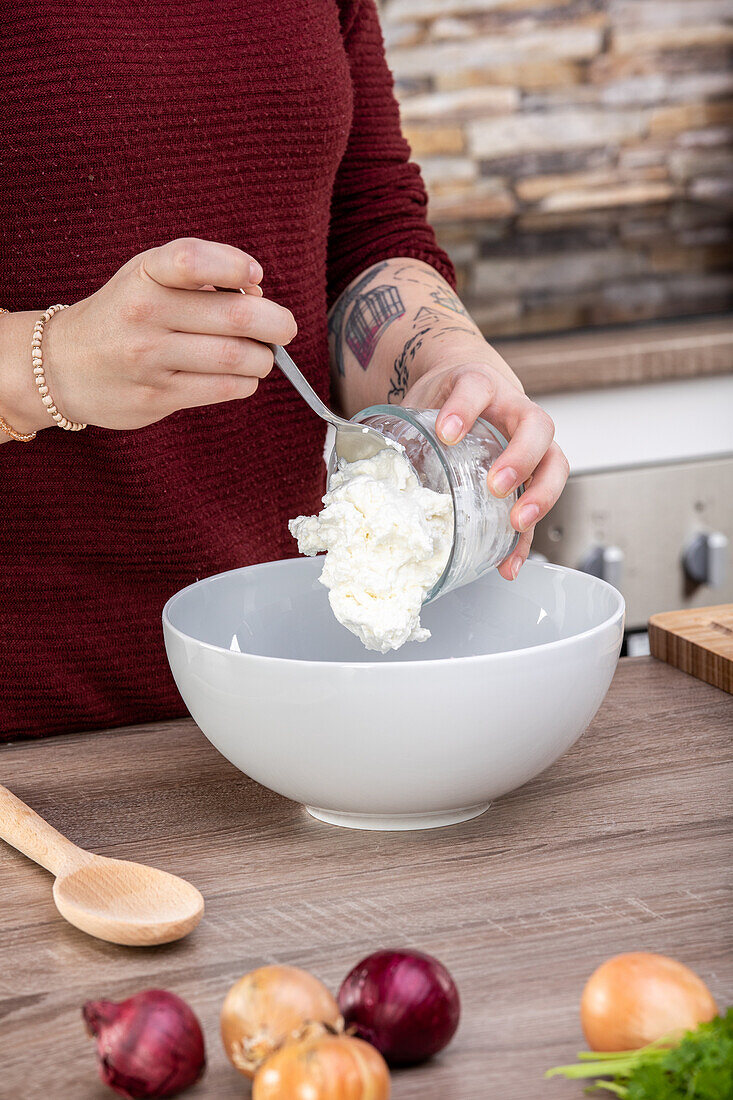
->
[683,531,729,588]
[579,545,624,589]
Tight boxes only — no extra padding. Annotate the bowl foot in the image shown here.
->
[305,802,491,831]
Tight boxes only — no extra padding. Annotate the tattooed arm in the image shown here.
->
[328,258,513,411]
[327,258,569,580]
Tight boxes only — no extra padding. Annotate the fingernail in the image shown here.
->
[517,502,540,531]
[511,556,522,580]
[490,466,518,497]
[249,260,263,283]
[440,414,463,444]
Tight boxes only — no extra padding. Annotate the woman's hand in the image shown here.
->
[402,359,569,581]
[42,238,297,430]
[326,257,566,578]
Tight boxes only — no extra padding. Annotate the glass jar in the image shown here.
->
[327,406,522,603]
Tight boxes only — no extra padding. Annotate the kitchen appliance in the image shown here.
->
[532,374,733,634]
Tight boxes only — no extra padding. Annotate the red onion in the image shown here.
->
[337,949,460,1065]
[83,989,205,1099]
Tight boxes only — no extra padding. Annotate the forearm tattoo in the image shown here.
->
[329,263,481,398]
[328,261,398,377]
[388,328,429,404]
[429,286,470,317]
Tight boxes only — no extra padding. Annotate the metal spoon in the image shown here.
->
[228,287,388,463]
[271,344,389,464]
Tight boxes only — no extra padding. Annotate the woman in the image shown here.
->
[0,0,568,739]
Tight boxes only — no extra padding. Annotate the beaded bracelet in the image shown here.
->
[32,305,86,431]
[0,308,37,441]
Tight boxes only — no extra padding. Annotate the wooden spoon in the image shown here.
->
[0,783,204,946]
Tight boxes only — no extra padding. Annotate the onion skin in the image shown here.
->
[581,952,718,1051]
[221,965,343,1078]
[82,989,205,1099]
[253,1034,390,1100]
[337,949,460,1066]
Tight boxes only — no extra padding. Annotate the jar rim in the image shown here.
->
[351,405,458,601]
[353,405,512,450]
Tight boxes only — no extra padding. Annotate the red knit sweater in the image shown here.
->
[1,0,453,740]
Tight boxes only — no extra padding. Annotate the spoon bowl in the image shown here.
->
[53,856,205,946]
[271,344,389,463]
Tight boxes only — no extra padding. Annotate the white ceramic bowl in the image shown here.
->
[163,558,624,831]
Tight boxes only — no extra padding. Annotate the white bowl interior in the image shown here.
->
[164,557,622,662]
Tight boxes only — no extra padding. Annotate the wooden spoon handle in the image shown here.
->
[0,783,87,876]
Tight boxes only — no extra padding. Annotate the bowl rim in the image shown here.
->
[162,558,625,669]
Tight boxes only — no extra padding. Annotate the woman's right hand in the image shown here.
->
[38,238,297,430]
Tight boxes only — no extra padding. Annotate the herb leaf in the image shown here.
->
[547,1008,733,1099]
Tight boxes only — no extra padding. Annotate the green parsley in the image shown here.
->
[546,1008,733,1098]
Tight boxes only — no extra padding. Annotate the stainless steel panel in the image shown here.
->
[533,457,733,630]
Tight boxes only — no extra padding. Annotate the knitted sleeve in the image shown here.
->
[326,0,456,309]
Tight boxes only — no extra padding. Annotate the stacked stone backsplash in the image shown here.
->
[381,0,733,337]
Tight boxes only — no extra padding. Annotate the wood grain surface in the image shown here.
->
[1,658,731,1100]
[649,604,733,695]
[494,315,733,397]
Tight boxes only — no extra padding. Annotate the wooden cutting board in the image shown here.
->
[648,604,733,694]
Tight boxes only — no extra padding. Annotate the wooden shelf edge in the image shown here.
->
[494,315,733,396]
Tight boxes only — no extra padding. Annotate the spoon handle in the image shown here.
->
[271,344,343,431]
[0,783,87,877]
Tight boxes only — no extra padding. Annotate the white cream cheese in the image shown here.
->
[289,445,453,653]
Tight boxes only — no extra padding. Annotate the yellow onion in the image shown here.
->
[221,965,343,1077]
[581,952,718,1051]
[253,1033,390,1100]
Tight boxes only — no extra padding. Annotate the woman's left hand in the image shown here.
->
[402,359,569,581]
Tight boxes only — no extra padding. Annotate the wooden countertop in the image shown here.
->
[493,315,733,397]
[1,657,731,1099]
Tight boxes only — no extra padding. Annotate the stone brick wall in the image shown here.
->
[381,1,733,336]
[382,0,733,223]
